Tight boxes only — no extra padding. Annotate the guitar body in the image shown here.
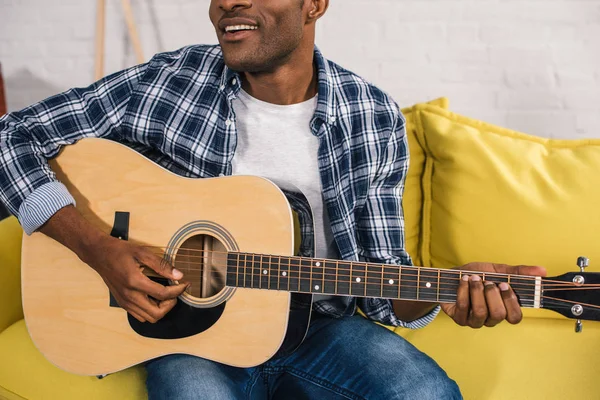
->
[21,138,311,376]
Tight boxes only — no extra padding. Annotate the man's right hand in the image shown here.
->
[39,205,188,323]
[81,236,189,323]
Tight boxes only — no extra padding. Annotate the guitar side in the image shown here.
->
[21,138,295,376]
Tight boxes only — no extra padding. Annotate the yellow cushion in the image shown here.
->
[414,104,600,318]
[401,98,449,266]
[0,217,23,332]
[0,319,146,399]
[399,312,600,400]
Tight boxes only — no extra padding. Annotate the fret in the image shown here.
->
[398,265,402,299]
[436,269,441,303]
[419,268,439,302]
[276,256,289,291]
[380,264,384,298]
[335,261,339,295]
[225,252,237,287]
[299,258,312,293]
[416,267,420,300]
[509,275,536,308]
[400,267,418,301]
[260,254,269,289]
[276,255,281,290]
[350,262,366,296]
[365,263,383,298]
[258,254,264,289]
[311,259,325,293]
[252,253,261,289]
[237,253,240,287]
[238,253,246,287]
[323,261,337,294]
[245,253,252,288]
[288,257,300,292]
[483,274,507,286]
[382,265,400,298]
[439,270,459,303]
[363,264,369,297]
[336,262,351,295]
[268,255,279,290]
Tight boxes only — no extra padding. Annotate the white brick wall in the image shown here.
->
[1,0,599,138]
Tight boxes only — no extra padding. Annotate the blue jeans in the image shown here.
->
[146,314,462,399]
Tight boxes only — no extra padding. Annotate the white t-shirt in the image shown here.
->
[231,89,337,300]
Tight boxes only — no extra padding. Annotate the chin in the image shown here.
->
[222,53,269,73]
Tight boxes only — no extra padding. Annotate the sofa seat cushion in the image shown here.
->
[0,319,146,400]
[397,312,600,400]
[414,104,600,319]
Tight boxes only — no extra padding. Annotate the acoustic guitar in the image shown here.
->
[21,138,600,376]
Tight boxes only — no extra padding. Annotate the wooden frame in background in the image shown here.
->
[0,64,6,116]
[0,64,8,219]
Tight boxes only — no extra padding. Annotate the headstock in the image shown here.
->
[542,257,600,332]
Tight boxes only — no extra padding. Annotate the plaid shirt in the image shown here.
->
[0,45,438,328]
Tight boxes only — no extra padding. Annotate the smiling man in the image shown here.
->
[0,0,547,399]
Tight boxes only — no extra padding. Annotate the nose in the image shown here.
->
[218,0,252,12]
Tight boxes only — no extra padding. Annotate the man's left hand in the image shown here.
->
[441,262,546,328]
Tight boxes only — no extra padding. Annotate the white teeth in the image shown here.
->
[225,25,258,33]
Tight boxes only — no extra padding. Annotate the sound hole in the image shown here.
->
[174,234,229,306]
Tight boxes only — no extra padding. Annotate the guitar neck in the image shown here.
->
[225,252,542,309]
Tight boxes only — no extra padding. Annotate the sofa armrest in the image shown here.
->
[0,217,24,332]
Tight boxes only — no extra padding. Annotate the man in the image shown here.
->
[0,0,545,398]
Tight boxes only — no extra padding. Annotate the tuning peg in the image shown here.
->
[577,256,589,272]
[573,257,589,333]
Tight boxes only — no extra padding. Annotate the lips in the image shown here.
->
[219,17,259,42]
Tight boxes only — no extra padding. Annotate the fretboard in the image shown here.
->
[225,252,542,308]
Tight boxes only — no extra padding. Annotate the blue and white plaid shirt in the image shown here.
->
[0,45,438,328]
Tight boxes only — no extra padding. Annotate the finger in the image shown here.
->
[128,309,147,323]
[124,291,166,323]
[139,295,177,322]
[490,263,547,277]
[157,298,178,314]
[125,300,156,323]
[137,276,189,301]
[499,282,523,324]
[136,248,184,281]
[453,274,471,326]
[467,275,487,328]
[513,265,547,277]
[483,282,507,327]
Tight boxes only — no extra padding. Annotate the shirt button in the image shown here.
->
[225,119,232,127]
[231,78,237,86]
[219,84,225,91]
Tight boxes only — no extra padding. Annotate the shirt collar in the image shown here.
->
[218,46,338,126]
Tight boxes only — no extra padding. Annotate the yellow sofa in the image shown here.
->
[2,99,600,399]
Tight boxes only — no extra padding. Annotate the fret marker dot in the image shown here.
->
[315,285,320,291]
[315,262,321,267]
[426,282,432,288]
[356,277,361,283]
[282,271,287,277]
[389,279,394,284]
[263,270,268,275]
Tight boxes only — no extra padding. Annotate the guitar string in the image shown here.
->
[146,247,581,287]
[163,259,591,310]
[151,252,600,290]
